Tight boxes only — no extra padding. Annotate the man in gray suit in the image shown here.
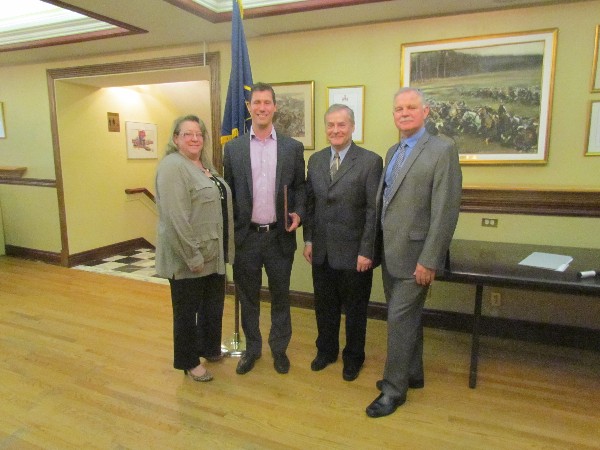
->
[303,104,382,382]
[223,83,306,375]
[366,87,462,418]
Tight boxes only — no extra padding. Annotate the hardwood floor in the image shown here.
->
[1,256,599,449]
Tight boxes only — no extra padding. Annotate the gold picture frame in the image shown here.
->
[401,29,557,164]
[591,25,600,93]
[327,85,365,143]
[0,102,6,139]
[585,101,600,156]
[271,81,315,150]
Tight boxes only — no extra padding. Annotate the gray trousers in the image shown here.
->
[381,262,428,397]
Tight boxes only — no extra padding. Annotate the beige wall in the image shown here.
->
[211,1,600,327]
[0,1,599,327]
[54,79,210,253]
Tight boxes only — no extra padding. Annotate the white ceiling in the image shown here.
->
[0,0,587,66]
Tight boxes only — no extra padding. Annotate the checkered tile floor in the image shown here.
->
[73,248,168,285]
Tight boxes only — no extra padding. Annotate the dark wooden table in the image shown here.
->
[437,239,600,388]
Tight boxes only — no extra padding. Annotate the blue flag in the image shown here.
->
[220,0,253,145]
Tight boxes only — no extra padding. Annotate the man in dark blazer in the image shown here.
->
[303,104,382,382]
[223,82,306,375]
[366,87,462,418]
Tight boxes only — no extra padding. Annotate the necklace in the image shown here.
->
[195,160,210,175]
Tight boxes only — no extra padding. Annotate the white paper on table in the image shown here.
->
[518,252,573,272]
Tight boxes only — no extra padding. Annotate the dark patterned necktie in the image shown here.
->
[330,153,340,180]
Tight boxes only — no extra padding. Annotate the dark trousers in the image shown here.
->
[233,230,293,357]
[312,256,373,366]
[381,262,428,396]
[169,273,225,370]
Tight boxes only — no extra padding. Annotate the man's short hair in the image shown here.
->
[251,82,276,104]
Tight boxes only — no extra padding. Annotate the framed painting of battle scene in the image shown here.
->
[401,29,557,164]
[271,81,315,150]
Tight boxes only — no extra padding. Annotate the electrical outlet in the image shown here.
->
[481,218,498,227]
[490,292,502,307]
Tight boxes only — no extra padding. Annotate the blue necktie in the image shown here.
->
[382,141,407,220]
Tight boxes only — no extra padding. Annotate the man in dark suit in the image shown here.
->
[223,82,306,375]
[303,104,382,382]
[366,87,462,418]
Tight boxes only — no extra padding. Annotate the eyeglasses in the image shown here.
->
[180,131,203,140]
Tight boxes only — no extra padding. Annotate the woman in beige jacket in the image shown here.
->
[155,115,234,382]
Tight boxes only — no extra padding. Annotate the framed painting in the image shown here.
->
[125,121,158,159]
[0,102,5,139]
[585,101,600,155]
[592,25,600,93]
[271,81,315,149]
[328,85,365,143]
[401,29,557,164]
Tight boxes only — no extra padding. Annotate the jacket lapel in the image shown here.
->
[330,143,358,186]
[241,135,253,197]
[275,137,285,193]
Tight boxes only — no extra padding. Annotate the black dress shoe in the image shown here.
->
[236,352,259,375]
[342,364,361,381]
[409,378,425,389]
[366,393,406,418]
[310,354,337,371]
[273,353,290,374]
[376,378,424,390]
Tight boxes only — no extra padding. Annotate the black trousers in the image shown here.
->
[169,273,225,370]
[312,256,373,366]
[233,230,293,357]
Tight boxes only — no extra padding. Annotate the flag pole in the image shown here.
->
[221,0,252,357]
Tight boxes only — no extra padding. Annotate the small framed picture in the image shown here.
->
[585,101,600,155]
[327,85,365,143]
[0,102,6,139]
[125,121,157,159]
[107,112,120,132]
[591,25,600,92]
[271,81,315,149]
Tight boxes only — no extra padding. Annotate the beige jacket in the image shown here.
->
[155,151,234,279]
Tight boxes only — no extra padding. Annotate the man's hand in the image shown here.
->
[287,212,301,232]
[357,255,373,272]
[303,243,312,264]
[414,263,435,286]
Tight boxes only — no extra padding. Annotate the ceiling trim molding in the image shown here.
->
[0,0,147,53]
[164,0,392,23]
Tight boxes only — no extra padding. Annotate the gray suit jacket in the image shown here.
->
[223,132,306,256]
[155,151,234,280]
[377,131,462,278]
[304,142,383,270]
